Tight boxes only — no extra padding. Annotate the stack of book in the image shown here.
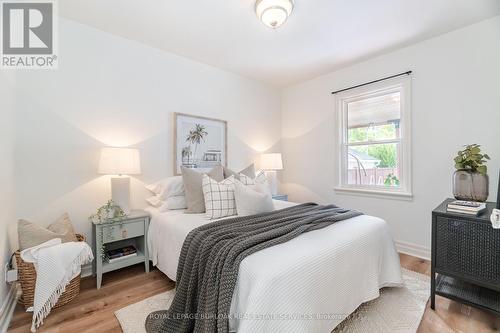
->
[106,245,137,264]
[446,200,487,216]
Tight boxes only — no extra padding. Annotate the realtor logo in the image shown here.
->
[1,0,57,69]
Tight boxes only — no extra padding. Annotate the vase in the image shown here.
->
[453,170,489,202]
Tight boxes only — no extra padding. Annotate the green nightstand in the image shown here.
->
[92,210,150,289]
[272,194,288,201]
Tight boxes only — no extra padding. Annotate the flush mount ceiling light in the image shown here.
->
[255,0,294,29]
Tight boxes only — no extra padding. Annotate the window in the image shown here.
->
[335,75,412,198]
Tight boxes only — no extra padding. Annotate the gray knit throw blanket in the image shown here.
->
[145,203,362,333]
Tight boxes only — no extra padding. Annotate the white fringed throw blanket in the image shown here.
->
[21,238,94,332]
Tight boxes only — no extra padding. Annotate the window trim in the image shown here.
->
[335,75,412,198]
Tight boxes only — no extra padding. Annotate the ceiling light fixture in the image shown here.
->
[255,0,294,29]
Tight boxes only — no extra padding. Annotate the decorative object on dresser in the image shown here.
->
[491,209,500,229]
[260,152,283,196]
[431,199,500,315]
[98,147,142,213]
[92,210,150,289]
[446,200,486,216]
[452,144,490,202]
[174,113,227,175]
[497,169,500,209]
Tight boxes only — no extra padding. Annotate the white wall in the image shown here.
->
[12,19,282,247]
[0,73,16,317]
[281,16,500,257]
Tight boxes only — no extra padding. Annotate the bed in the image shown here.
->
[146,200,402,333]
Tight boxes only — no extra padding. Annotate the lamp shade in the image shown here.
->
[98,147,141,175]
[260,153,283,170]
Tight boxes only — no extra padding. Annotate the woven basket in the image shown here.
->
[15,234,85,310]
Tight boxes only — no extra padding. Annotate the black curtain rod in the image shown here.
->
[331,71,412,95]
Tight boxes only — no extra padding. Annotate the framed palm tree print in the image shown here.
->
[174,113,227,175]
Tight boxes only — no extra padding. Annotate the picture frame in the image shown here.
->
[174,113,227,175]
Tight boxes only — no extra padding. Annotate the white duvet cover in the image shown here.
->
[146,201,402,333]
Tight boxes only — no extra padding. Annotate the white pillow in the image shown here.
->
[202,175,237,219]
[159,196,187,211]
[146,195,163,208]
[247,182,272,197]
[145,181,163,194]
[234,181,274,216]
[145,176,185,199]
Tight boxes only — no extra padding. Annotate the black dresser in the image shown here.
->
[431,199,500,314]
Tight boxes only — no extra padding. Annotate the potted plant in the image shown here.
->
[453,144,490,202]
[89,200,127,224]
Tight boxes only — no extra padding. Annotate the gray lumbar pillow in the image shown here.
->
[223,164,256,180]
[18,213,78,251]
[182,165,224,213]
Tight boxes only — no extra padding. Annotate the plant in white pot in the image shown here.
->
[453,144,490,202]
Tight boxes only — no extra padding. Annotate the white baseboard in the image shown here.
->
[0,284,19,333]
[395,240,431,261]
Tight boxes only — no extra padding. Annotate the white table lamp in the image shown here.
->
[260,153,283,196]
[98,147,141,213]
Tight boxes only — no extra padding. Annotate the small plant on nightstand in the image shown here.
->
[89,200,127,224]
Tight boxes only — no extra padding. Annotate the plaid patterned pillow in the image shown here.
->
[202,174,237,219]
[255,171,267,184]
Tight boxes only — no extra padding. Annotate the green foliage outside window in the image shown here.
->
[348,123,396,143]
[384,173,400,187]
[349,124,398,168]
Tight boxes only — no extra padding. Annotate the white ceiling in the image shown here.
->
[60,0,500,87]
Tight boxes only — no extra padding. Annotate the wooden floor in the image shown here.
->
[8,253,500,332]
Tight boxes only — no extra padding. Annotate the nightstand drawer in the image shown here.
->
[102,219,145,244]
[435,216,500,284]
